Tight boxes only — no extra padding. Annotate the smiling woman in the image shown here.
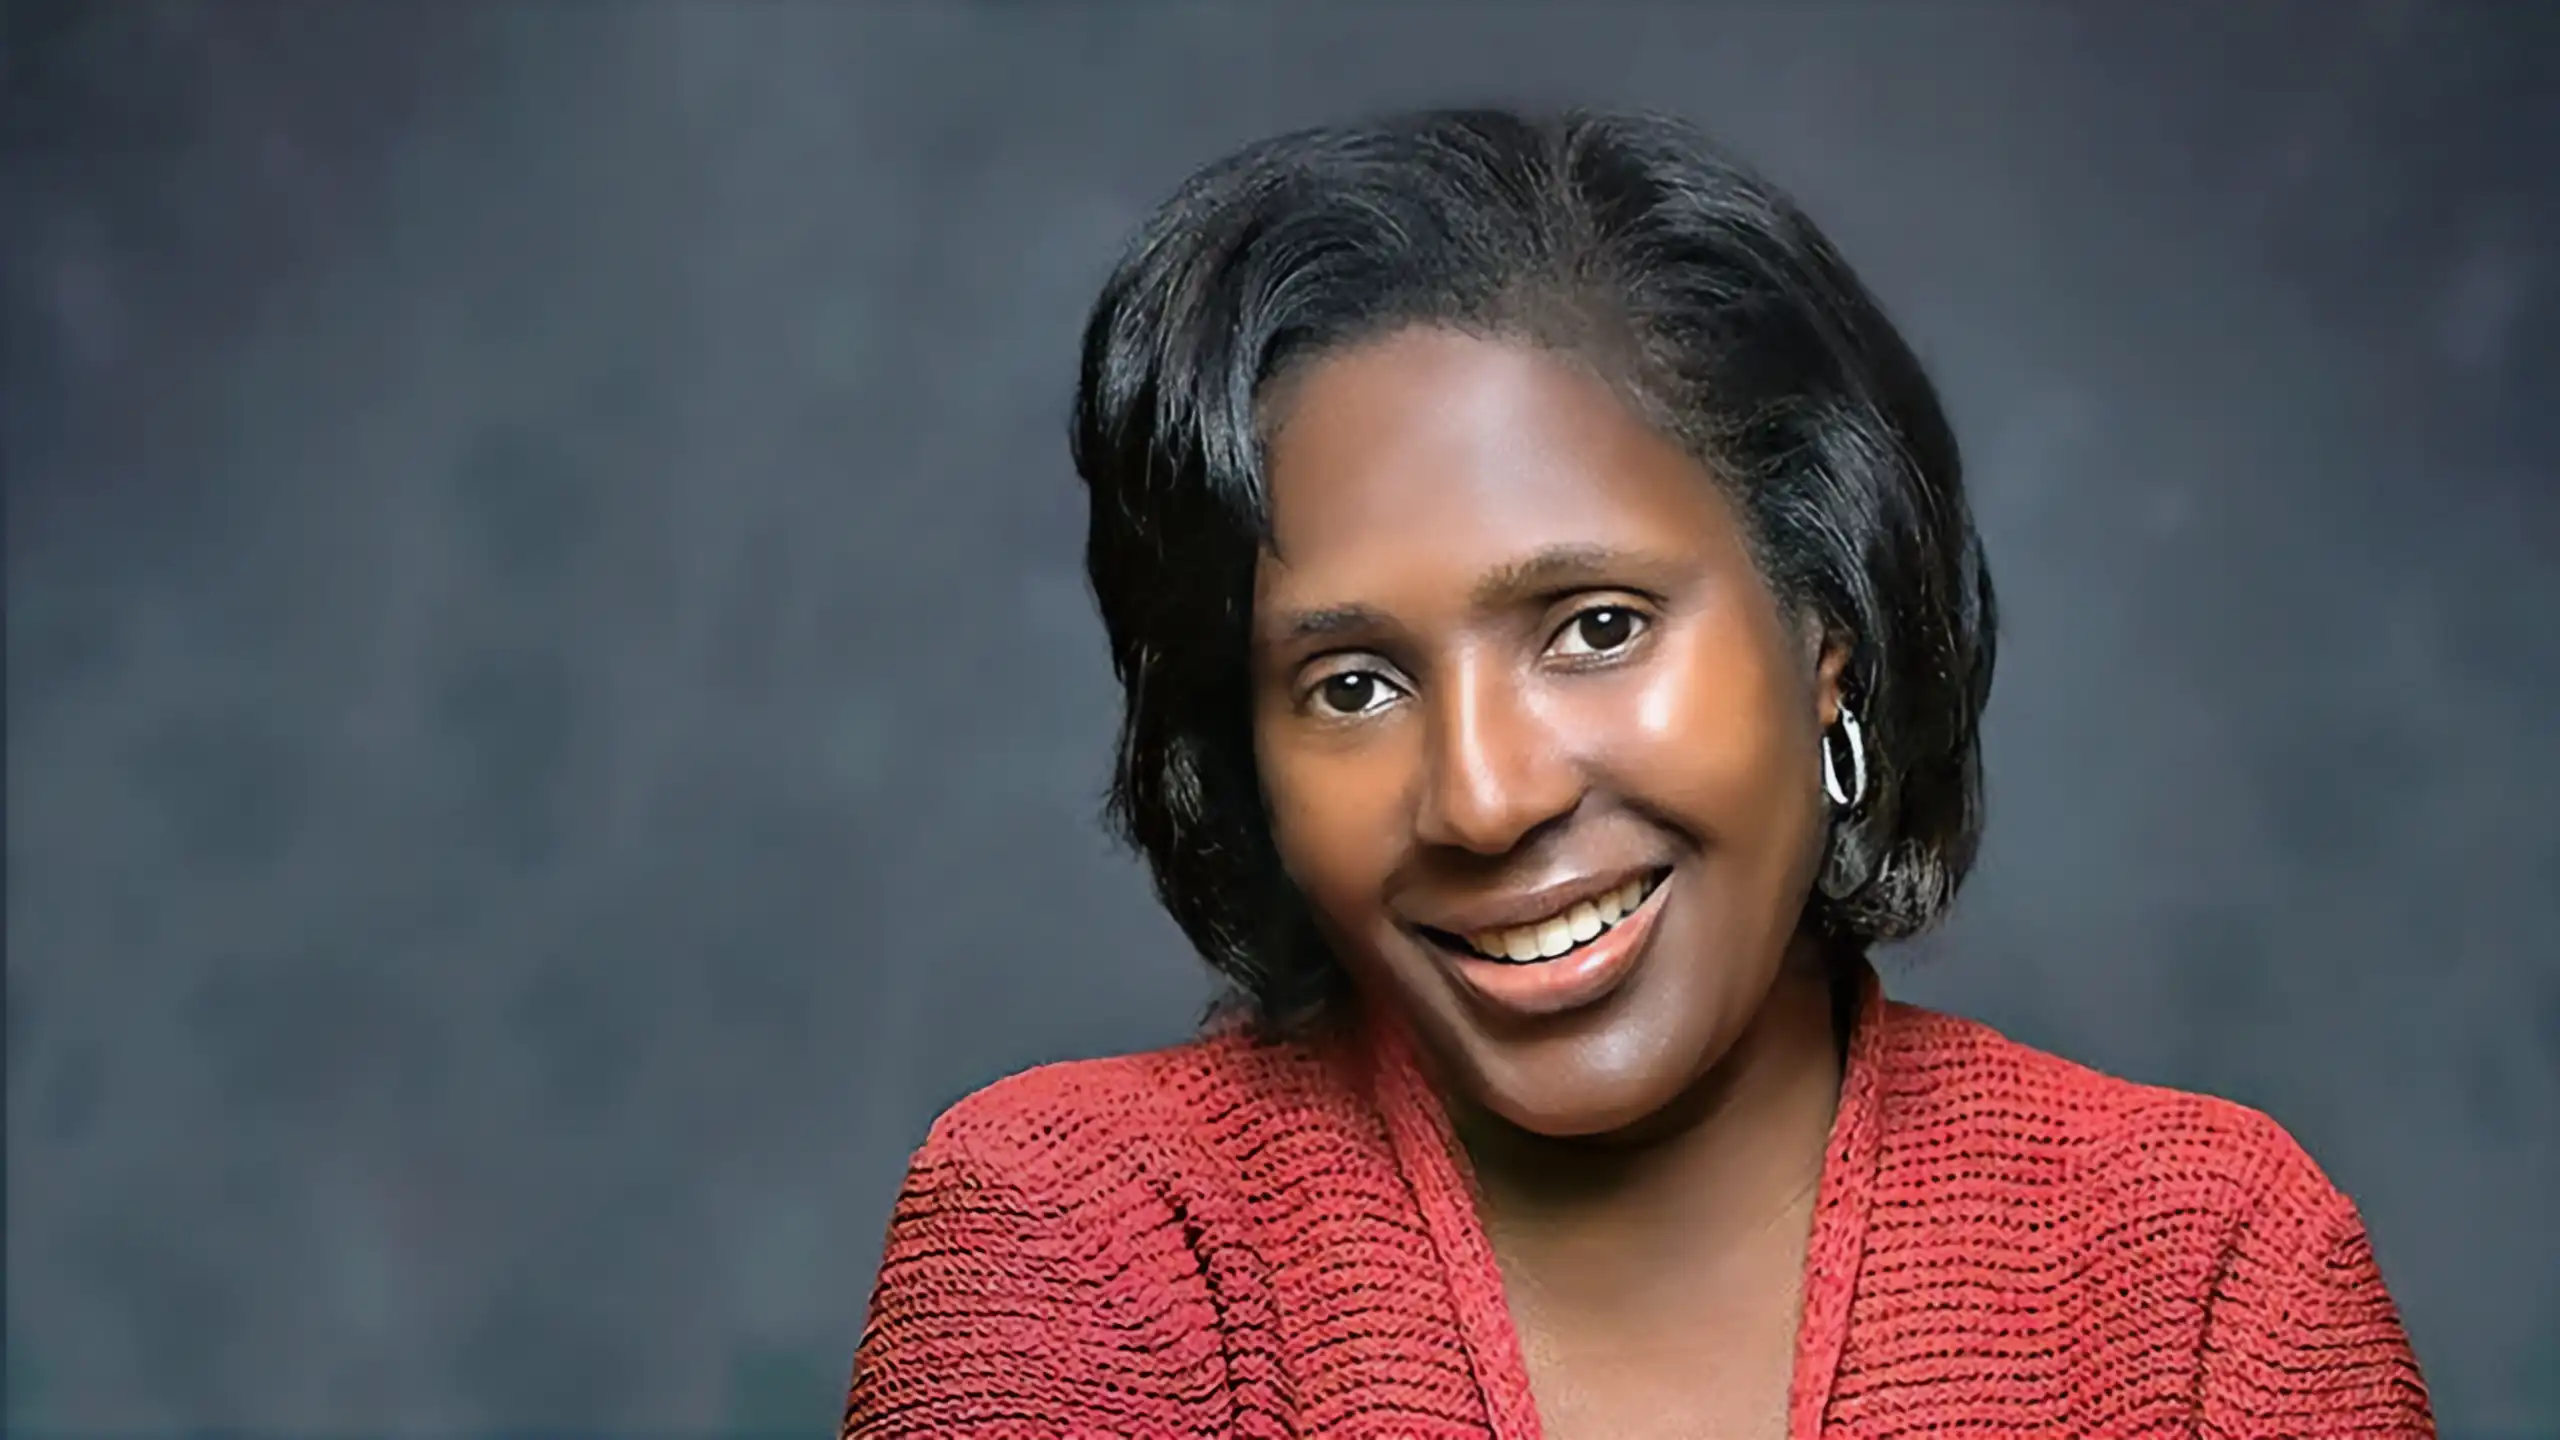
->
[843,109,2434,1439]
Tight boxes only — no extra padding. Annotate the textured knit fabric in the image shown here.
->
[844,975,2434,1437]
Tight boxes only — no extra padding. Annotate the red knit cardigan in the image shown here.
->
[845,976,2433,1437]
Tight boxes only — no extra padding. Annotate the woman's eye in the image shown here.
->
[1313,671,1395,716]
[1552,606,1646,658]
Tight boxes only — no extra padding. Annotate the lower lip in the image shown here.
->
[1442,875,1670,1020]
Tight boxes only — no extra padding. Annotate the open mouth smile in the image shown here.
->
[1420,869,1670,964]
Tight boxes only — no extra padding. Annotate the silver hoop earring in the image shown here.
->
[1822,707,1868,810]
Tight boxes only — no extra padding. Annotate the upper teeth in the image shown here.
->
[1470,876,1655,962]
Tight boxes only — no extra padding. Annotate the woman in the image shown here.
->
[844,109,2432,1438]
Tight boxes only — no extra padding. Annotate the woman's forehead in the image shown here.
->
[1259,328,1735,583]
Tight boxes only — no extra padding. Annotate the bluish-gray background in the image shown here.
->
[6,1,2555,1433]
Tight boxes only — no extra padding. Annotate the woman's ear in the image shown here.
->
[1807,621,1853,730]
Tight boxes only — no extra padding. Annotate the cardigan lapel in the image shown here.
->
[1789,970,1887,1437]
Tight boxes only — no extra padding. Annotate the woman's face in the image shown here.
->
[1252,327,1843,1138]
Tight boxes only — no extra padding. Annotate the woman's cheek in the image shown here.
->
[1262,749,1373,902]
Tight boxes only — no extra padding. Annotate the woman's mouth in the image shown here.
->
[1418,868,1674,1020]
[1424,869,1669,964]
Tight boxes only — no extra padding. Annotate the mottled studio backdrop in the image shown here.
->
[5,1,2556,1434]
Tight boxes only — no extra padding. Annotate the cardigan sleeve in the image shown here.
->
[2195,1164,2436,1438]
[842,1107,1233,1439]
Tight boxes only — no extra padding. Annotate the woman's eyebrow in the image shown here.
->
[1260,545,1678,650]
[1262,602,1392,648]
[1470,543,1667,608]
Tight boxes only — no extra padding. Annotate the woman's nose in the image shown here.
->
[1412,661,1583,856]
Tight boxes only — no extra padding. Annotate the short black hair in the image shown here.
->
[1074,107,1997,1036]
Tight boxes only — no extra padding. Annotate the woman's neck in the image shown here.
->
[1451,946,1849,1316]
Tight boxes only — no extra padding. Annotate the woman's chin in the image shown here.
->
[1474,1058,1691,1142]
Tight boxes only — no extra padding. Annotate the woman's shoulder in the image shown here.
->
[902,1024,1355,1192]
[1867,999,2430,1429]
[1875,998,2358,1233]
